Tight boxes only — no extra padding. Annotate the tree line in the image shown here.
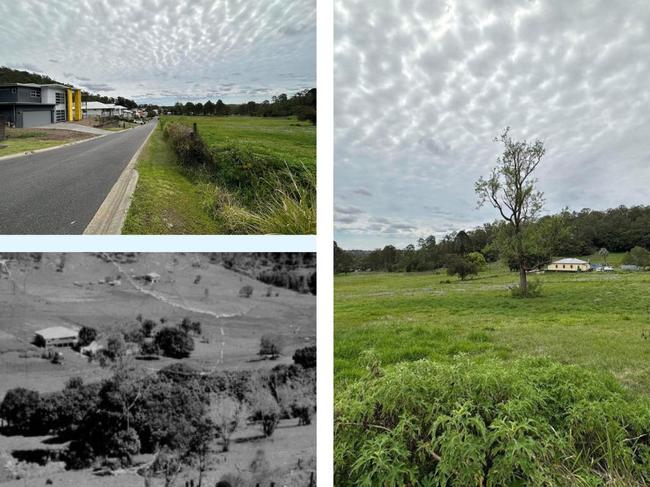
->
[335,204,650,274]
[164,88,317,123]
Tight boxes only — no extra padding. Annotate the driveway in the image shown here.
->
[0,121,157,234]
[34,122,113,135]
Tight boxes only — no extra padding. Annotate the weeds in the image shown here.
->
[335,356,650,486]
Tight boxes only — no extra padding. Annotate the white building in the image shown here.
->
[34,326,79,347]
[547,258,590,272]
[83,102,129,118]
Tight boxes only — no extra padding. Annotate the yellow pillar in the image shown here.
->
[74,90,82,121]
[66,89,73,121]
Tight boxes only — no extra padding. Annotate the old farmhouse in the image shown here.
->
[34,326,79,348]
[547,258,590,272]
[0,83,83,128]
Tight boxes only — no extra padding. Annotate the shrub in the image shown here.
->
[446,255,479,280]
[141,319,157,337]
[259,335,282,359]
[249,390,281,437]
[239,285,253,298]
[77,326,97,347]
[467,251,487,270]
[162,122,212,167]
[334,357,650,486]
[293,346,316,369]
[154,327,194,359]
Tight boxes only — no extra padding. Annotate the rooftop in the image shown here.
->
[35,326,79,340]
[552,258,589,265]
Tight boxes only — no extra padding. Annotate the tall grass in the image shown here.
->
[162,121,315,234]
[335,356,650,486]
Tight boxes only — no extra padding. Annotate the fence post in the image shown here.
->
[192,122,198,135]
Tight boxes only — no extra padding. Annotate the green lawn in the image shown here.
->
[0,128,91,157]
[122,124,220,234]
[335,259,650,395]
[163,115,315,169]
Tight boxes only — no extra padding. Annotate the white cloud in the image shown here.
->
[335,0,650,249]
[0,0,315,104]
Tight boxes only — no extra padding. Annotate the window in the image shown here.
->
[55,110,66,122]
[55,92,65,104]
[30,89,39,98]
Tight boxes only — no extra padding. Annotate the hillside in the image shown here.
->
[0,66,137,107]
[0,66,64,85]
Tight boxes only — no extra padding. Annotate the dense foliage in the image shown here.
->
[154,327,195,358]
[293,346,316,369]
[335,205,650,273]
[335,357,650,486]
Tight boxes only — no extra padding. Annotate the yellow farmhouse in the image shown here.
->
[547,258,590,272]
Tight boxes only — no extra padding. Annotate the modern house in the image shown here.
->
[547,258,591,272]
[34,326,79,347]
[82,101,129,118]
[0,83,83,128]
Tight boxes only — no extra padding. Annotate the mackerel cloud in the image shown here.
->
[0,0,315,104]
[335,0,650,249]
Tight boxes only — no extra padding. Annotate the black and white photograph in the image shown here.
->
[0,253,316,486]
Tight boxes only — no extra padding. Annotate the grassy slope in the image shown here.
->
[122,125,220,234]
[0,129,90,157]
[124,116,315,234]
[335,257,650,395]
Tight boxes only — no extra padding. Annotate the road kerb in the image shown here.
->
[83,122,158,235]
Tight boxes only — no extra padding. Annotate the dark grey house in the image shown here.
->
[0,83,77,128]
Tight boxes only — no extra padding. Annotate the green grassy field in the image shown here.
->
[335,256,650,395]
[124,116,315,234]
[166,115,316,169]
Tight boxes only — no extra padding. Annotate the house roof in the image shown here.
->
[84,102,127,110]
[35,326,78,340]
[552,258,589,265]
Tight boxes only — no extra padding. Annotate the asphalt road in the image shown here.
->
[0,121,157,234]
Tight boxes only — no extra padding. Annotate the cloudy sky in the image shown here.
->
[0,0,315,104]
[335,0,650,249]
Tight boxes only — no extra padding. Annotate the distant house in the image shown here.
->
[145,272,160,283]
[83,102,129,118]
[547,258,590,272]
[80,341,103,356]
[34,326,78,347]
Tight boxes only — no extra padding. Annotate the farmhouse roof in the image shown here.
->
[552,258,588,265]
[35,326,78,340]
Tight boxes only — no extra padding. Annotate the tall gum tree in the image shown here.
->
[475,127,545,296]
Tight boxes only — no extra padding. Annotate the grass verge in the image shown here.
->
[122,125,220,234]
[0,128,93,157]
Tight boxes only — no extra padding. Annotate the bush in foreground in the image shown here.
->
[335,357,650,486]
